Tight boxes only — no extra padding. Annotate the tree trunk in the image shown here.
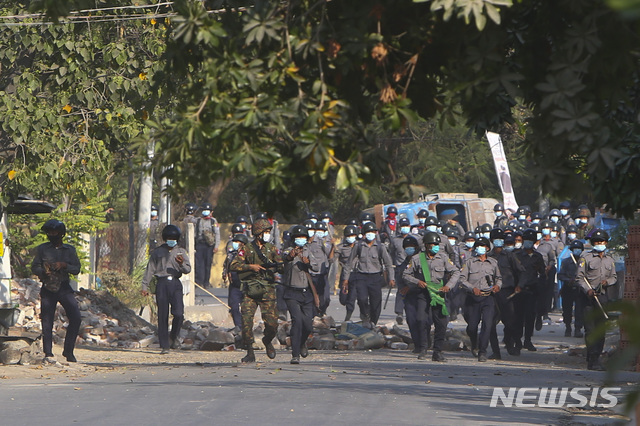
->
[205,177,231,210]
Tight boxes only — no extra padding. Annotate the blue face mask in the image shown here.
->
[315,231,325,239]
[523,240,535,249]
[429,245,440,255]
[475,246,487,256]
[567,233,577,241]
[493,239,504,248]
[465,241,475,248]
[504,245,515,252]
[550,216,559,223]
[495,211,502,217]
[365,232,376,242]
[594,244,606,252]
[542,228,551,236]
[202,210,211,217]
[400,226,410,234]
[166,240,178,248]
[232,241,240,251]
[294,238,307,247]
[404,247,417,256]
[551,231,558,239]
[308,230,315,238]
[345,236,356,244]
[572,248,582,257]
[426,225,437,233]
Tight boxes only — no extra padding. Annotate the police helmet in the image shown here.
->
[256,212,268,220]
[398,217,410,227]
[522,229,538,242]
[320,211,332,220]
[402,235,420,248]
[490,228,504,240]
[540,219,552,229]
[424,216,438,226]
[423,232,441,245]
[362,222,378,233]
[504,234,516,245]
[42,219,66,235]
[232,233,249,244]
[231,223,244,234]
[417,209,429,218]
[307,212,319,221]
[185,203,197,215]
[494,203,504,212]
[236,215,249,223]
[463,231,476,241]
[549,209,561,218]
[360,212,374,223]
[445,228,458,239]
[529,223,542,233]
[291,225,308,239]
[343,225,358,237]
[441,223,453,235]
[315,221,328,231]
[566,224,578,233]
[386,206,398,215]
[551,223,561,232]
[569,239,584,250]
[162,224,181,241]
[474,237,491,248]
[531,212,542,221]
[201,202,212,210]
[302,219,315,229]
[589,229,609,243]
[559,201,571,209]
[480,223,492,233]
[346,218,358,226]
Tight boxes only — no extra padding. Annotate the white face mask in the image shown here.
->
[322,218,330,224]
[482,232,491,239]
[419,218,426,225]
[465,241,475,248]
[515,242,523,249]
[262,232,271,242]
[151,210,158,217]
[519,215,526,221]
[448,238,457,246]
[532,219,540,224]
[310,218,317,224]
[315,231,325,239]
[365,232,376,242]
[568,233,577,240]
[411,228,419,235]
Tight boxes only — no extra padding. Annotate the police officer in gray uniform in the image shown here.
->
[283,225,321,364]
[308,220,334,316]
[459,237,502,362]
[342,222,395,328]
[389,217,413,324]
[194,202,221,288]
[535,220,557,330]
[576,229,616,371]
[402,232,460,361]
[338,225,359,321]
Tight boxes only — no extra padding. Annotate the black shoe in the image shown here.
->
[478,354,488,362]
[535,316,542,331]
[587,360,605,371]
[62,351,77,362]
[564,327,572,337]
[290,356,300,365]
[574,330,584,338]
[170,337,181,350]
[241,350,256,363]
[432,351,446,362]
[396,315,404,325]
[263,337,276,359]
[344,311,353,322]
[523,341,537,351]
[160,348,170,355]
[471,348,479,358]
[412,347,421,354]
[488,352,501,360]
[514,340,522,350]
[506,346,520,356]
[300,345,309,358]
[417,350,428,360]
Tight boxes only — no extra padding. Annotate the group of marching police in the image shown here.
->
[144,201,615,370]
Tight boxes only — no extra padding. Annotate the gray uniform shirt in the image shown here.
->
[142,244,192,291]
[402,251,460,291]
[308,237,332,276]
[283,245,320,289]
[576,250,617,294]
[195,217,221,249]
[344,239,394,276]
[536,240,557,267]
[338,242,355,281]
[459,256,502,292]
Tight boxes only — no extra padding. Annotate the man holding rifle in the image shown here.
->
[576,229,616,371]
[230,218,284,363]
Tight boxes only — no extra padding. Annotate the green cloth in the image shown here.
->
[419,252,449,316]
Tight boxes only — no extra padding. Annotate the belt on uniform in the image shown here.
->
[288,287,308,292]
[157,276,178,282]
[356,271,382,275]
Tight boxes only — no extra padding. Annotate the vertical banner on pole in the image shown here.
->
[486,131,518,213]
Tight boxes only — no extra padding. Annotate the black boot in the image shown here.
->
[241,348,256,363]
[263,336,276,359]
[564,325,572,337]
[344,311,353,322]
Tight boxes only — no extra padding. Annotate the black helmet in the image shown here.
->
[320,211,332,220]
[315,221,328,231]
[307,212,319,221]
[232,233,249,244]
[494,203,504,212]
[302,219,315,229]
[529,223,542,233]
[417,209,429,218]
[256,212,268,220]
[569,239,584,250]
[522,229,538,242]
[360,212,374,223]
[480,223,492,233]
[508,220,520,228]
[42,219,66,235]
[344,225,358,237]
[424,216,438,226]
[346,218,358,226]
[441,223,453,234]
[236,215,249,223]
[551,223,561,232]
[474,237,491,248]
[445,228,458,239]
[559,201,571,209]
[423,232,441,245]
[398,217,410,227]
[515,224,527,233]
[549,209,561,218]
[201,202,212,210]
[162,224,181,241]
[185,203,197,215]
[402,235,420,248]
[516,206,528,217]
[362,222,378,233]
[531,212,542,221]
[463,231,476,241]
[566,224,578,234]
[231,223,244,234]
[490,228,504,240]
[504,234,515,245]
[589,229,609,243]
[291,225,308,239]
[283,230,291,241]
[540,219,552,229]
[151,203,159,211]
[387,205,398,215]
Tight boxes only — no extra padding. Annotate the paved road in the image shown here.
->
[1,288,638,425]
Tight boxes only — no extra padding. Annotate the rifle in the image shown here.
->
[243,193,254,224]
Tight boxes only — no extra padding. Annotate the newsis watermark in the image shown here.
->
[490,387,621,408]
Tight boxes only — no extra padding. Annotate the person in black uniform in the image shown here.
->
[577,229,616,370]
[141,225,192,354]
[223,224,248,333]
[283,225,320,364]
[493,203,509,229]
[31,220,82,363]
[402,232,460,361]
[488,228,524,358]
[512,229,546,354]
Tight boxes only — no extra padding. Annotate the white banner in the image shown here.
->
[486,131,518,213]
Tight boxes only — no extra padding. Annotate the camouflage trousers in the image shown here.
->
[241,286,278,347]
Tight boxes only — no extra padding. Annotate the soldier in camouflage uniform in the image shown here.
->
[230,218,284,363]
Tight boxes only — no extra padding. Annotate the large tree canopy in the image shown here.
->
[6,0,640,217]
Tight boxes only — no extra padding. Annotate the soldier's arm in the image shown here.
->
[230,249,250,272]
[443,258,460,289]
